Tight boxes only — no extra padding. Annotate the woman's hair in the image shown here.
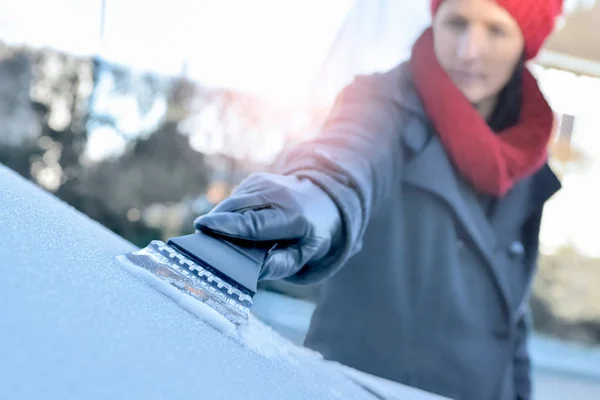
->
[487,53,526,132]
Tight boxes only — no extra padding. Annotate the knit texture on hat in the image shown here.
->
[430,0,564,59]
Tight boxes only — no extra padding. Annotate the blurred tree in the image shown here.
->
[0,45,210,247]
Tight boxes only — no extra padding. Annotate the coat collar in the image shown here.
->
[388,60,562,217]
[400,116,561,316]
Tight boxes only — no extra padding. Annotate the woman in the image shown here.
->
[195,0,563,399]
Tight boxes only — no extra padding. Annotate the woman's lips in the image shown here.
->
[449,70,484,85]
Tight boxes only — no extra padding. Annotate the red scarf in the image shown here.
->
[409,28,554,196]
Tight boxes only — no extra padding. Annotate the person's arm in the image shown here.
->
[195,72,406,284]
[274,73,406,283]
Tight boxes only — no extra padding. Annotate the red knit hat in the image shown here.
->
[430,0,564,60]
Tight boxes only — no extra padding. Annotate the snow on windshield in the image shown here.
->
[0,164,377,400]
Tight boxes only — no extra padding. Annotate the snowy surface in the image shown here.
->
[0,164,382,400]
[252,290,319,345]
[533,369,600,400]
[117,257,238,337]
[531,335,600,381]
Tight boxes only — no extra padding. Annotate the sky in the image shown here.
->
[0,0,431,105]
[0,0,103,54]
[0,0,359,165]
[0,0,355,105]
[40,0,427,165]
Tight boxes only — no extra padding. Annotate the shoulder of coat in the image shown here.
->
[348,62,433,154]
[357,61,427,118]
[376,64,433,154]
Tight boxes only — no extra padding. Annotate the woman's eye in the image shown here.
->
[446,18,467,30]
[488,24,507,37]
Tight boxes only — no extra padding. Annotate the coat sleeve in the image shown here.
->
[274,73,406,284]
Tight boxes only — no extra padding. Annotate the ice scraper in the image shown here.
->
[116,230,270,329]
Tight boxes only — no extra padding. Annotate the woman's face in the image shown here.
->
[432,0,525,105]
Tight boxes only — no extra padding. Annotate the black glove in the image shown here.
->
[193,172,343,281]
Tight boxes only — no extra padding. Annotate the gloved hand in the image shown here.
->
[193,172,343,281]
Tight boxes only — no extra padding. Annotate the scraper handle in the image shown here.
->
[167,231,270,295]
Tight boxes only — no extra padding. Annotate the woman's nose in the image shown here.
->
[456,27,485,62]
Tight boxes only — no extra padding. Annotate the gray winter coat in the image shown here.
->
[277,62,561,400]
